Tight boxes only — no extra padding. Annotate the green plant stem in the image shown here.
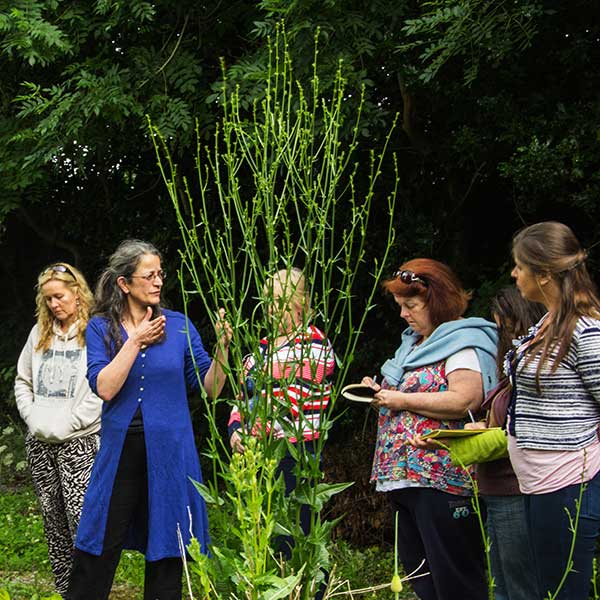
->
[546,455,587,600]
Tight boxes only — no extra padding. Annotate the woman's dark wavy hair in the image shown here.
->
[382,258,470,329]
[93,239,163,355]
[512,221,600,385]
[491,286,545,374]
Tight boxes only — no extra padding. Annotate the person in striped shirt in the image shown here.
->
[508,221,600,600]
[228,267,335,596]
[228,268,335,449]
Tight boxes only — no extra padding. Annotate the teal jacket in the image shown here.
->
[380,317,499,396]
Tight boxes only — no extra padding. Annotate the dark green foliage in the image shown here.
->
[0,0,261,388]
[0,421,27,487]
[400,0,550,84]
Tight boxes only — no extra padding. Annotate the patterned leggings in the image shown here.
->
[25,433,99,596]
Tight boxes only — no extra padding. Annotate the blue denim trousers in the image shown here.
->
[484,495,539,600]
[524,469,600,600]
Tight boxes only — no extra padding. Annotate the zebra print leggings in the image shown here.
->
[25,433,99,596]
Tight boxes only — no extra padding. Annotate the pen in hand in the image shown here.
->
[467,409,476,423]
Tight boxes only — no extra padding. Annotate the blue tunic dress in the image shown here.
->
[75,309,212,561]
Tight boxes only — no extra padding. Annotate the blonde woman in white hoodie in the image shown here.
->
[15,263,102,597]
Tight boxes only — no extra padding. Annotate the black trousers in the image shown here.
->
[66,431,183,600]
[388,487,487,600]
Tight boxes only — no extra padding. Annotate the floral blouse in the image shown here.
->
[370,359,474,496]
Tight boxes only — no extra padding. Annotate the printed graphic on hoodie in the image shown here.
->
[37,348,82,403]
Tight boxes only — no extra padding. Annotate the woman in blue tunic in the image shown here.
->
[66,239,231,600]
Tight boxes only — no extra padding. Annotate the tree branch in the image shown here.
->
[397,72,431,155]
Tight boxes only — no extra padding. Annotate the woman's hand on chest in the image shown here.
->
[125,307,166,349]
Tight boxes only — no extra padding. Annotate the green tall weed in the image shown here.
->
[152,24,398,599]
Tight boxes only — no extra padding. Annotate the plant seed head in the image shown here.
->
[390,574,403,593]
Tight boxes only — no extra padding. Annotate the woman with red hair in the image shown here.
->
[363,258,498,600]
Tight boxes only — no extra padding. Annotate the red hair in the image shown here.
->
[382,258,471,328]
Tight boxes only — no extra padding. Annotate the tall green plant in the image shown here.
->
[152,24,398,599]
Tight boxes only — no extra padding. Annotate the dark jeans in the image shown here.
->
[388,487,487,600]
[484,495,538,600]
[66,431,183,600]
[525,469,600,600]
[276,441,327,600]
[277,450,313,555]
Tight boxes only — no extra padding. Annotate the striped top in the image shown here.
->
[509,315,600,450]
[228,325,335,443]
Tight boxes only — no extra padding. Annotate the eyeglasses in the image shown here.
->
[43,264,76,279]
[394,269,428,287]
[130,270,166,282]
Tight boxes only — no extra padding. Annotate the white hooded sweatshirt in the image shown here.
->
[15,321,102,443]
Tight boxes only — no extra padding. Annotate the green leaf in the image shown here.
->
[295,481,354,511]
[190,479,225,506]
[260,569,304,600]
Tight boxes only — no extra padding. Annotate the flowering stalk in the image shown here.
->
[151,22,398,599]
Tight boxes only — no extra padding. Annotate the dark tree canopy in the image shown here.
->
[1,0,599,419]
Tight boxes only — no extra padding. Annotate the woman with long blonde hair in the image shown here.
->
[508,221,600,599]
[15,263,102,596]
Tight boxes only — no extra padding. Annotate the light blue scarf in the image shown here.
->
[380,317,499,395]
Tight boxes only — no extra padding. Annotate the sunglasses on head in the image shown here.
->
[394,269,428,287]
[43,264,76,279]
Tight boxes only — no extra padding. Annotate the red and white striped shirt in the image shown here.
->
[228,325,335,442]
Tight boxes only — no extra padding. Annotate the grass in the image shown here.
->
[329,541,418,599]
[0,486,141,599]
[0,485,417,599]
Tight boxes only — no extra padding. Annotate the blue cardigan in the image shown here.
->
[75,309,212,560]
[381,317,499,395]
